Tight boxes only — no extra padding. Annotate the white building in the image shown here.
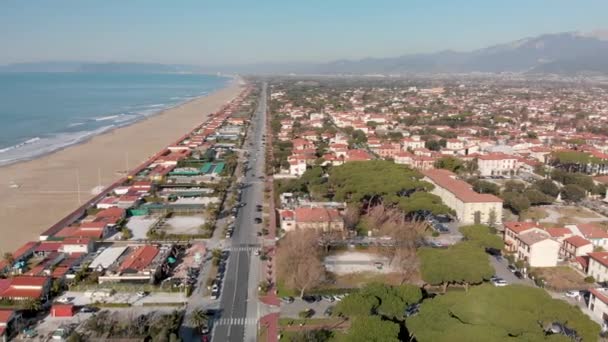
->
[477,153,518,177]
[422,169,503,225]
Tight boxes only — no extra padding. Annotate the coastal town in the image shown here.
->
[3,76,608,341]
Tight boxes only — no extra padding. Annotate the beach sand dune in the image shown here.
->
[0,81,243,255]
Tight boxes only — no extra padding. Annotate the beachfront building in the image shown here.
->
[0,276,51,301]
[421,169,503,225]
[97,244,174,284]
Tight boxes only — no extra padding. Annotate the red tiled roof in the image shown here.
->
[96,207,125,218]
[545,227,571,238]
[118,246,159,273]
[0,309,13,323]
[590,288,608,305]
[422,169,503,203]
[294,208,342,223]
[12,241,39,259]
[564,235,592,248]
[504,221,538,234]
[576,255,589,269]
[34,242,62,253]
[577,223,608,239]
[8,276,48,287]
[589,252,608,268]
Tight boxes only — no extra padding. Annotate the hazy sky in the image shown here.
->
[1,0,607,65]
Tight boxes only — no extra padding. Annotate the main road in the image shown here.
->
[212,82,268,342]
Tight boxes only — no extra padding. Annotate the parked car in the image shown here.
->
[565,290,580,298]
[56,297,72,304]
[507,265,517,273]
[405,303,420,317]
[513,271,524,279]
[302,295,316,303]
[491,278,508,287]
[281,296,295,304]
[80,306,98,313]
[136,291,149,298]
[322,295,335,302]
[254,217,263,224]
[324,306,334,316]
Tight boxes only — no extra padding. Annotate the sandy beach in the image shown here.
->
[0,79,244,255]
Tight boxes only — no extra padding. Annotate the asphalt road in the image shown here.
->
[212,83,267,342]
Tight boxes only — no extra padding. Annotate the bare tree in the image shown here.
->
[375,208,425,284]
[277,229,325,297]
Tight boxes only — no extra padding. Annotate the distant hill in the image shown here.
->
[312,32,608,75]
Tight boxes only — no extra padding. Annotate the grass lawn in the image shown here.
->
[520,207,548,221]
[532,266,591,291]
[279,318,350,341]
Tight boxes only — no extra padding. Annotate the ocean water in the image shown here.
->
[0,72,229,166]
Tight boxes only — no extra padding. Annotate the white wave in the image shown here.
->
[68,122,85,127]
[0,126,114,167]
[95,115,121,121]
[145,103,166,108]
[0,137,42,153]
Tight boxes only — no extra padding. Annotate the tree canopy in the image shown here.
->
[327,161,452,216]
[334,282,422,320]
[336,316,400,342]
[407,285,600,342]
[418,242,494,292]
[434,156,465,173]
[459,224,504,250]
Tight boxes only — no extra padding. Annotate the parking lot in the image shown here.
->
[57,290,187,306]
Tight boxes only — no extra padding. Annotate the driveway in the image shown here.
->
[489,256,532,286]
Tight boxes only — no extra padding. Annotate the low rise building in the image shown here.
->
[422,169,503,224]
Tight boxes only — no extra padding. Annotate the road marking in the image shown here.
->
[216,317,258,326]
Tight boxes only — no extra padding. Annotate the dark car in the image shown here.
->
[324,306,334,316]
[405,303,421,317]
[514,271,524,279]
[254,217,262,224]
[507,265,517,273]
[485,247,502,257]
[302,295,316,303]
[80,306,98,313]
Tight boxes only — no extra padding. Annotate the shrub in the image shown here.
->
[584,276,596,284]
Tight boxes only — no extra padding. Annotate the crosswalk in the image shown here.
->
[215,317,258,326]
[226,246,259,252]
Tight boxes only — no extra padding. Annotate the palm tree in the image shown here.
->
[190,309,209,333]
[2,252,14,266]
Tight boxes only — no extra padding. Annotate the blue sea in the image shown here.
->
[0,72,229,166]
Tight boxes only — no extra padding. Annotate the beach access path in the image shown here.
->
[0,80,243,255]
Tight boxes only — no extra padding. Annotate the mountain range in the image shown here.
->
[2,31,608,75]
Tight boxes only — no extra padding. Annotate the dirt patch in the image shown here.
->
[520,207,548,221]
[556,207,602,219]
[532,266,590,291]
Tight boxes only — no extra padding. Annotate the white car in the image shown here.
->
[491,278,508,287]
[565,290,580,298]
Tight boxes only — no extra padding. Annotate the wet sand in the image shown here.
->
[0,79,244,255]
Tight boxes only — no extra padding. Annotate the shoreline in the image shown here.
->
[0,76,234,168]
[0,77,244,255]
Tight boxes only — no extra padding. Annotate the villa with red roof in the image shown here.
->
[279,207,344,232]
[422,169,503,224]
[477,153,519,177]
